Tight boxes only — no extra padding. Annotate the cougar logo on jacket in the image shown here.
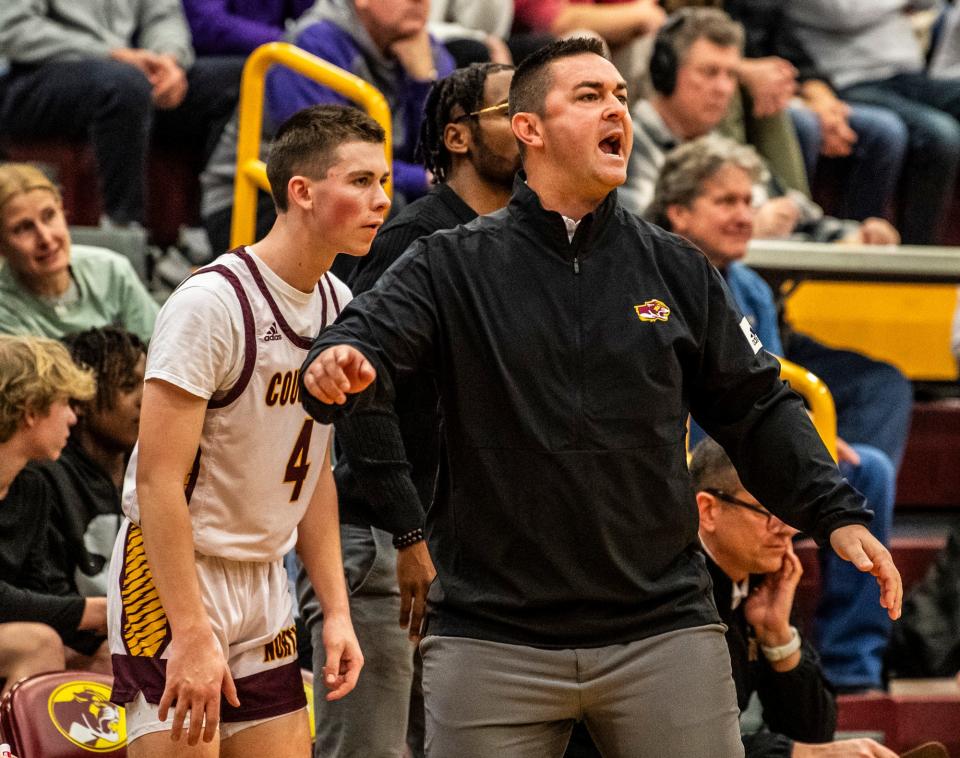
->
[634,299,671,322]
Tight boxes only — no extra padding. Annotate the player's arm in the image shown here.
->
[296,432,363,701]
[136,378,239,745]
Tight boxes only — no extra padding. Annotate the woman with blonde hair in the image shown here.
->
[0,163,158,342]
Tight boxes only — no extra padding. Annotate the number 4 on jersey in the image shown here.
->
[284,418,314,501]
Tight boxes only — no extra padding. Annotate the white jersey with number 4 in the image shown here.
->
[121,248,351,562]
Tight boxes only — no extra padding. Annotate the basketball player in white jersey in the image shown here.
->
[106,105,390,756]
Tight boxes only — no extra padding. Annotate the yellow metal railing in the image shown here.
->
[778,355,838,462]
[230,42,393,248]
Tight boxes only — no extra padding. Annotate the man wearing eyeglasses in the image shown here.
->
[692,437,898,758]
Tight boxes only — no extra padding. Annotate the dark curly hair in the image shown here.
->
[416,62,514,184]
[62,327,146,413]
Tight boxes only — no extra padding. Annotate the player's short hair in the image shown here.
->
[509,37,607,120]
[0,335,95,443]
[648,135,763,229]
[267,104,386,212]
[0,163,62,217]
[63,327,146,414]
[417,62,515,184]
[689,437,742,495]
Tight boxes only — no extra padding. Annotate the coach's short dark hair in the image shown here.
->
[509,37,607,120]
[417,62,514,184]
[267,105,385,212]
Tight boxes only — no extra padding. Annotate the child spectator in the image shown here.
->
[41,328,146,599]
[0,335,102,694]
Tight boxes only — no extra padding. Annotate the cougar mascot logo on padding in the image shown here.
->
[47,681,126,752]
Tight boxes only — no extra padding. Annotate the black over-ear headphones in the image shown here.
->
[649,13,688,97]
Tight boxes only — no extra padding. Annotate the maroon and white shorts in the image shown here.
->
[107,519,306,742]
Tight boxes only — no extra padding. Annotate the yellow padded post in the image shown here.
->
[230,42,393,249]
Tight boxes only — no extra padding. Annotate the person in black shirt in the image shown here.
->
[297,62,520,758]
[692,437,897,758]
[0,335,95,694]
[300,38,901,756]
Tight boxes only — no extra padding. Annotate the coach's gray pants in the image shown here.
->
[421,625,744,758]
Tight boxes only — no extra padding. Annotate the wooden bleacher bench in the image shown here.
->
[898,399,960,510]
[0,136,202,247]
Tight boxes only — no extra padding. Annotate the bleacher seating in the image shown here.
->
[0,136,202,247]
[897,399,960,509]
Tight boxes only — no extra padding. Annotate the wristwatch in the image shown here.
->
[760,625,801,662]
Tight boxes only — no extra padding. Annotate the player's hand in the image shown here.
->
[302,345,376,405]
[792,737,898,757]
[853,217,900,246]
[320,613,363,701]
[744,539,802,645]
[397,540,436,642]
[158,627,239,745]
[753,197,801,239]
[829,524,902,620]
[150,54,188,110]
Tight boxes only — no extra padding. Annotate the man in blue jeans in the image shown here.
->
[787,0,960,245]
[652,135,900,692]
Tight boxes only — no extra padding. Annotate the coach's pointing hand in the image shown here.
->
[303,345,376,404]
[829,524,902,620]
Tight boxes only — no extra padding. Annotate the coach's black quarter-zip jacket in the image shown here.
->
[302,177,871,649]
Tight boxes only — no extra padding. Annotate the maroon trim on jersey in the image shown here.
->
[184,447,201,503]
[235,250,316,350]
[202,265,257,409]
[324,272,342,317]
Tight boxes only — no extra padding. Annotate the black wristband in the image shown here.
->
[392,527,425,549]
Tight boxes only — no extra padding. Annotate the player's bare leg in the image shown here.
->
[127,730,220,758]
[221,708,311,758]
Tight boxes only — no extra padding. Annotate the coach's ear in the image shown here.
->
[286,175,314,212]
[512,111,544,151]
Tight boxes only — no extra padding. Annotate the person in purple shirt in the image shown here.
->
[266,0,454,204]
[182,0,314,57]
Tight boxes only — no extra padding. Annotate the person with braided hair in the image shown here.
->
[296,61,520,758]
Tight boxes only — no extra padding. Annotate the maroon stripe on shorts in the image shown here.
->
[235,250,314,350]
[110,654,167,707]
[110,657,306,725]
[221,661,307,723]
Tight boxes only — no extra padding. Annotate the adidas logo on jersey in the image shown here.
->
[262,323,282,342]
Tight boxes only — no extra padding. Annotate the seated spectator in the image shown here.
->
[651,136,903,691]
[202,0,455,259]
[512,0,665,94]
[0,164,157,342]
[787,0,960,245]
[719,0,908,225]
[41,327,146,599]
[623,8,901,247]
[0,335,104,694]
[0,0,243,230]
[182,0,314,57]
[690,438,898,758]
